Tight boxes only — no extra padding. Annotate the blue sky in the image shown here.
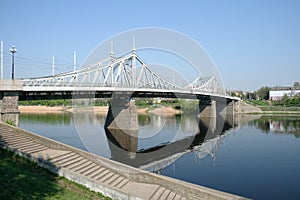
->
[0,0,299,91]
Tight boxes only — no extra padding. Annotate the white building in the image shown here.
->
[269,86,300,101]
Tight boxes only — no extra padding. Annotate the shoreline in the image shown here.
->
[19,106,67,114]
[19,105,300,116]
[19,105,180,115]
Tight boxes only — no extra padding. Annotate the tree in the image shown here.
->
[257,86,270,100]
[293,81,300,87]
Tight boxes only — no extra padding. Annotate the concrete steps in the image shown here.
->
[0,127,49,154]
[150,186,186,200]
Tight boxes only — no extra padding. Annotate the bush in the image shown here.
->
[5,119,16,126]
[19,99,71,107]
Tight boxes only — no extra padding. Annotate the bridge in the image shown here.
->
[0,45,240,127]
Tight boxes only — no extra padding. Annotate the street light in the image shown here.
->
[10,45,17,79]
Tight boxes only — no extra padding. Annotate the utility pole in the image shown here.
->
[73,51,76,72]
[52,56,55,77]
[10,45,17,79]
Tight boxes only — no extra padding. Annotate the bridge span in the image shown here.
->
[0,49,240,127]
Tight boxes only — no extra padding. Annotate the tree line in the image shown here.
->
[232,81,300,107]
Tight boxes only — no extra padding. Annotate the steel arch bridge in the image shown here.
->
[20,49,236,101]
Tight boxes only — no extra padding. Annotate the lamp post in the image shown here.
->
[10,45,17,79]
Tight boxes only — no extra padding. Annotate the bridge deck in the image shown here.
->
[0,123,247,200]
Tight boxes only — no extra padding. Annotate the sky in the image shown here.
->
[0,0,299,91]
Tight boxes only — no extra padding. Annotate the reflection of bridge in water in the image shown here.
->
[105,113,239,173]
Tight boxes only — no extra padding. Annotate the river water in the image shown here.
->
[19,112,300,200]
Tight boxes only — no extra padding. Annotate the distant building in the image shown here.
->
[269,86,300,101]
[228,90,254,100]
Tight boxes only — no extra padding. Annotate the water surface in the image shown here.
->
[19,113,300,200]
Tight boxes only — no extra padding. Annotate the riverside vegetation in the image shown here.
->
[19,98,200,114]
[246,99,300,113]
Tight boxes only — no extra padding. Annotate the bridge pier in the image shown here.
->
[226,100,234,115]
[216,99,238,130]
[198,99,216,118]
[198,98,238,136]
[104,92,138,132]
[104,93,138,154]
[198,99,217,136]
[0,80,22,126]
[0,91,20,126]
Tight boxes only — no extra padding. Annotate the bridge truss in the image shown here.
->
[21,49,227,97]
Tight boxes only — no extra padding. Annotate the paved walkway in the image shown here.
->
[0,123,247,200]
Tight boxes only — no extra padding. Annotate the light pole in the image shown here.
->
[10,45,17,79]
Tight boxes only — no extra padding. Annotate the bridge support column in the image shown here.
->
[0,80,22,126]
[198,99,216,118]
[105,93,138,131]
[198,99,217,135]
[217,99,237,131]
[104,93,138,153]
[0,91,20,126]
[225,100,234,115]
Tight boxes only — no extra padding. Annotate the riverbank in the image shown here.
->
[19,106,110,114]
[19,103,300,116]
[19,105,180,116]
[19,106,67,113]
[0,147,110,200]
[239,102,300,115]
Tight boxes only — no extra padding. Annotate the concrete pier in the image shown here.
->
[198,98,239,136]
[105,93,138,132]
[0,80,22,126]
[198,99,216,118]
[0,122,248,200]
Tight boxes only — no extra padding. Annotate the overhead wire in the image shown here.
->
[1,52,74,79]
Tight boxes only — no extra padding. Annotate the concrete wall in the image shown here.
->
[105,97,138,131]
[0,79,22,125]
[0,91,19,126]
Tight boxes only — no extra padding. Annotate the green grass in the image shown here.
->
[245,100,300,113]
[259,106,300,112]
[246,100,270,106]
[0,148,111,200]
[19,99,71,107]
[5,119,16,126]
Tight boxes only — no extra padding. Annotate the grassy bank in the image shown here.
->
[245,100,300,113]
[0,148,110,200]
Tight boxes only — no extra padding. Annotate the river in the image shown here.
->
[19,112,300,200]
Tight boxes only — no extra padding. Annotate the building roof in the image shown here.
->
[270,86,300,91]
